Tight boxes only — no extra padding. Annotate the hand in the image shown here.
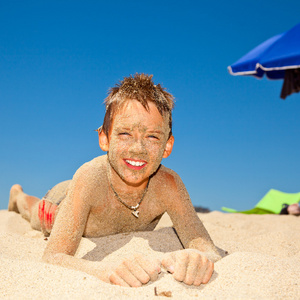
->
[108,254,161,287]
[161,249,214,286]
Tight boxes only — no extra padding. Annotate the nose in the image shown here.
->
[128,138,147,155]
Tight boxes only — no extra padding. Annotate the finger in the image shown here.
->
[135,254,161,282]
[123,258,150,284]
[161,252,176,274]
[173,251,189,282]
[184,251,201,285]
[193,257,213,286]
[109,272,130,287]
[115,261,142,287]
[202,260,214,284]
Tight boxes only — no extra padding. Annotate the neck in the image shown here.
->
[106,160,149,197]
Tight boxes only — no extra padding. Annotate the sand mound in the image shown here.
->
[1,210,299,299]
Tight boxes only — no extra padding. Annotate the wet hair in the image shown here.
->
[101,73,174,139]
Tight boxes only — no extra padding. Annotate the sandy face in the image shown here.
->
[107,100,171,189]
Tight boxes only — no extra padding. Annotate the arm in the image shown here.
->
[161,170,221,285]
[164,170,220,259]
[42,174,112,282]
[42,170,160,287]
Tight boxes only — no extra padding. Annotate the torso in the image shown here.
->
[69,155,172,238]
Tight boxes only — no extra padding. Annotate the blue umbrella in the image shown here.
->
[228,22,300,99]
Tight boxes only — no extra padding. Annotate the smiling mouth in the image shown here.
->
[124,159,147,170]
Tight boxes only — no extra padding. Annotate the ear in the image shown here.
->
[163,135,174,158]
[98,130,109,152]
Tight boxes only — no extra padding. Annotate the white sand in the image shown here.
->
[0,210,299,299]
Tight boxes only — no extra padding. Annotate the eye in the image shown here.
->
[118,132,130,136]
[148,135,159,140]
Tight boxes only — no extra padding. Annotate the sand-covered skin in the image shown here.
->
[1,210,299,299]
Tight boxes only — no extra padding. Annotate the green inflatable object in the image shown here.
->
[222,189,300,214]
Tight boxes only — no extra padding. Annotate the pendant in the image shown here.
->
[132,210,139,218]
[131,203,139,210]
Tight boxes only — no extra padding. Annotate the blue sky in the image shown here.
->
[1,0,300,211]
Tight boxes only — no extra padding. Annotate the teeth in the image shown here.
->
[126,160,145,167]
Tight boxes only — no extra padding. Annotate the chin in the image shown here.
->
[123,176,148,186]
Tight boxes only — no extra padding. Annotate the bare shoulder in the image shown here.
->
[72,155,107,181]
[154,164,184,188]
[151,165,187,207]
[68,155,108,206]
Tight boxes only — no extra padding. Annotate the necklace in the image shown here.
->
[109,179,150,218]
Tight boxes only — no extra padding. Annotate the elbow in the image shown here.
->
[42,251,64,265]
[42,251,54,264]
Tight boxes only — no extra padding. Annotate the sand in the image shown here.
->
[0,210,299,299]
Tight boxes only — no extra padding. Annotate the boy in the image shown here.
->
[8,74,221,287]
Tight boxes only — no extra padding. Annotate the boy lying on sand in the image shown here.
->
[8,74,221,287]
